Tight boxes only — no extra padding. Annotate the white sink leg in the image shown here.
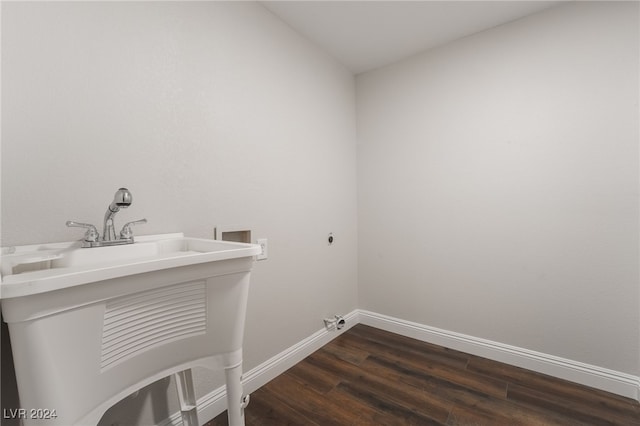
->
[224,362,247,426]
[175,369,199,426]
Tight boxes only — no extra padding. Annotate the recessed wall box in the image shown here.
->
[214,225,252,244]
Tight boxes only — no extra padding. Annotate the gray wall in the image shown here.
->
[357,1,639,376]
[2,1,639,424]
[1,2,358,424]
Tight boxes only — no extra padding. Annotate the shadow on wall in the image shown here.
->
[97,376,173,426]
[1,317,20,426]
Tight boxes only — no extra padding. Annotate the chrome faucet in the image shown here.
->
[103,187,132,241]
[67,188,147,248]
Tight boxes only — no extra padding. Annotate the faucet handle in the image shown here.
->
[66,221,100,242]
[120,218,147,239]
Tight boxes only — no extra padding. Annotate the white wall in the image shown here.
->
[1,2,358,424]
[3,1,639,422]
[357,1,639,376]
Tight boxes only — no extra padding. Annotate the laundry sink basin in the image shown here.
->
[1,233,261,299]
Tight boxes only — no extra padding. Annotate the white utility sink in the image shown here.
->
[1,233,259,298]
[1,233,261,426]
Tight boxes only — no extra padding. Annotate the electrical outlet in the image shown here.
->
[256,238,268,260]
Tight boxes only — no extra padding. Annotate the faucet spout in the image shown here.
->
[103,188,132,241]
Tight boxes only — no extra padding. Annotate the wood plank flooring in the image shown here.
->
[206,325,640,425]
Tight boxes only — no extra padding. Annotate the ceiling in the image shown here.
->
[261,1,564,74]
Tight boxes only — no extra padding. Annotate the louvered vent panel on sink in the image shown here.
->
[100,281,206,371]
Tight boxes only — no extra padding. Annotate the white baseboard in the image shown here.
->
[358,310,640,402]
[161,308,638,425]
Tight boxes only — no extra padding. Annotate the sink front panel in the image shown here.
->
[3,256,253,426]
[100,280,208,372]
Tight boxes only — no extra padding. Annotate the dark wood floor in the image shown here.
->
[207,324,640,425]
